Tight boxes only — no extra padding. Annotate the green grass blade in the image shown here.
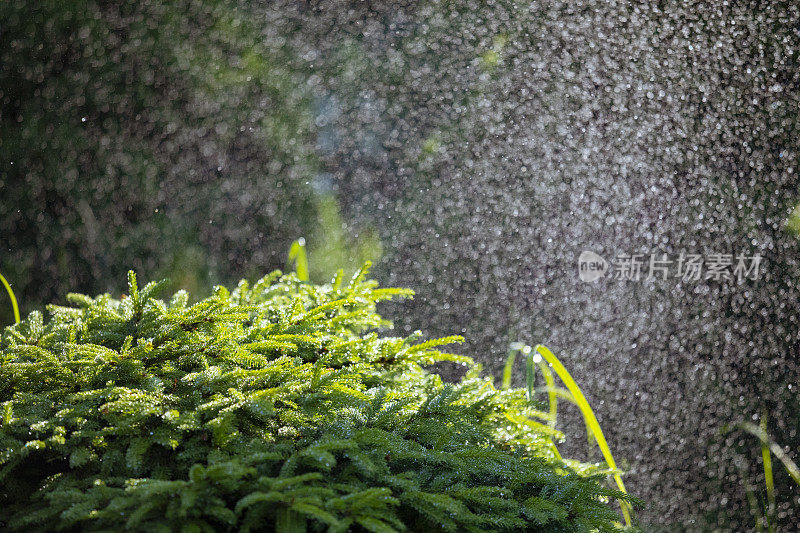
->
[534,344,632,526]
[0,271,20,324]
[735,456,766,532]
[534,359,558,429]
[737,421,800,486]
[287,238,309,282]
[502,342,527,390]
[760,413,775,524]
[535,386,576,406]
[525,350,535,401]
[500,351,517,390]
[501,352,515,390]
[507,344,563,462]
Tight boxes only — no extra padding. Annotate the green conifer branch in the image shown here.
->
[0,267,639,531]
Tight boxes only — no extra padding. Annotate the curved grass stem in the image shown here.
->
[760,413,775,525]
[736,421,800,487]
[0,271,20,324]
[534,344,632,527]
[536,360,558,429]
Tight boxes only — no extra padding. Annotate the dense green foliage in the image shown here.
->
[0,267,634,531]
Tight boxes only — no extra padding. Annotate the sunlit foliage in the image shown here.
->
[0,267,636,531]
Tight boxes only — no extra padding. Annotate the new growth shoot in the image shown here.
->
[287,237,309,281]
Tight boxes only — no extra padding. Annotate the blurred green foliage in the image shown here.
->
[786,203,800,236]
[0,0,377,324]
[308,196,382,283]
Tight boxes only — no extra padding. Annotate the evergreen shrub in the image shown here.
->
[0,265,636,531]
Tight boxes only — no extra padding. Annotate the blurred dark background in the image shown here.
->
[3,1,800,529]
[0,0,379,313]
